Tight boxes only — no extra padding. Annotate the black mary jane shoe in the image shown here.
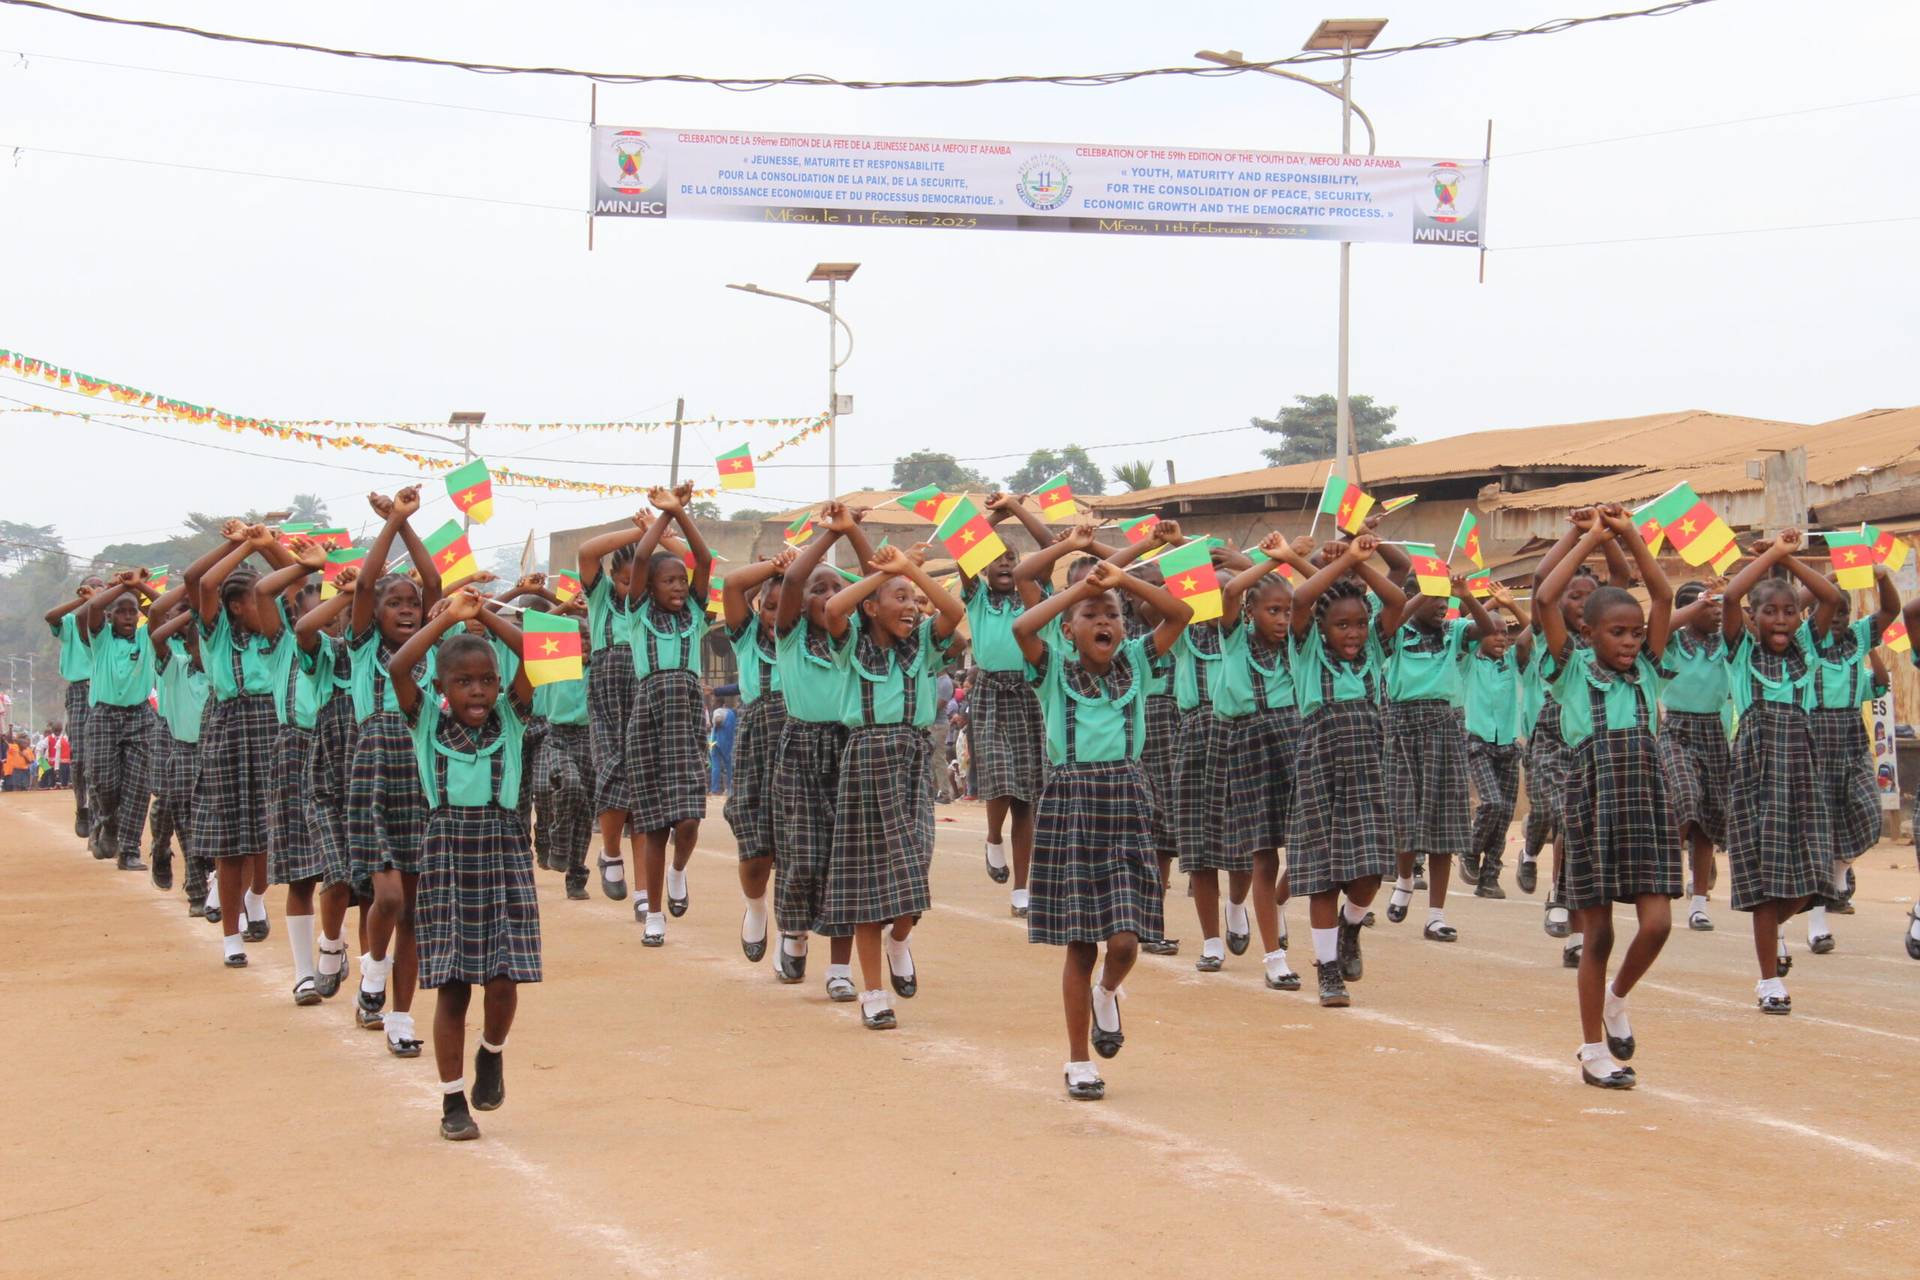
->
[242,919,269,944]
[204,902,223,925]
[984,848,1010,885]
[1315,962,1351,1008]
[1581,1060,1637,1090]
[1606,1028,1636,1062]
[1516,860,1540,895]
[150,852,174,892]
[889,950,917,999]
[440,1094,481,1142]
[387,1034,423,1059]
[1091,1004,1123,1060]
[1776,951,1793,977]
[774,941,807,985]
[597,854,628,902]
[742,918,769,964]
[641,929,666,948]
[292,977,322,1007]
[1562,943,1583,969]
[1264,969,1302,992]
[472,1048,505,1111]
[313,955,346,999]
[1140,937,1180,956]
[1385,895,1410,925]
[1337,919,1364,982]
[1194,953,1223,974]
[1225,918,1251,957]
[1423,921,1458,943]
[667,883,689,919]
[861,1004,897,1031]
[1065,1072,1106,1102]
[1010,902,1030,920]
[1809,934,1835,955]
[1757,993,1792,1016]
[223,951,248,969]
[356,986,387,1029]
[1543,903,1571,939]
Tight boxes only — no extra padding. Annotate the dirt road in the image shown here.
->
[3,787,1915,1278]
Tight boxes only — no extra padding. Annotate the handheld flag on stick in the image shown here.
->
[1443,596,1463,622]
[1035,473,1077,522]
[934,496,1008,578]
[895,484,944,522]
[783,513,816,547]
[706,578,727,617]
[320,547,364,600]
[1317,472,1375,536]
[1157,540,1223,623]
[421,520,480,582]
[1465,569,1493,598]
[1863,522,1911,572]
[1630,496,1668,555]
[145,565,170,593]
[1453,510,1485,569]
[1405,542,1452,598]
[307,528,351,550]
[1377,495,1417,516]
[716,445,756,490]
[1824,529,1877,590]
[444,458,494,524]
[1884,617,1911,654]
[1118,513,1159,544]
[551,571,582,603]
[1644,482,1736,568]
[522,609,583,686]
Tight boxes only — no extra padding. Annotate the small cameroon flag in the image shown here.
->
[1465,569,1493,598]
[1242,546,1299,583]
[1630,495,1668,555]
[1035,473,1077,522]
[307,527,351,550]
[706,578,727,617]
[445,458,494,523]
[783,513,816,547]
[146,565,169,593]
[522,609,584,686]
[321,546,364,600]
[422,520,480,582]
[1824,530,1877,590]
[933,495,1008,579]
[1884,617,1911,654]
[1405,542,1452,598]
[1318,472,1375,535]
[1377,494,1418,516]
[1645,482,1736,568]
[1443,596,1463,622]
[1453,510,1485,569]
[1863,522,1911,572]
[717,444,756,490]
[551,571,582,603]
[279,523,316,538]
[896,484,945,521]
[1118,513,1159,544]
[1156,540,1223,623]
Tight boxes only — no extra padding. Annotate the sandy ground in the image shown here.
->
[2,786,1918,1279]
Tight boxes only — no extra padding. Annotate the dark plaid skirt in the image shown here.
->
[822,725,934,928]
[1138,693,1181,861]
[162,736,200,861]
[1809,709,1881,863]
[534,722,594,876]
[1562,727,1680,909]
[624,668,707,832]
[971,669,1046,803]
[307,695,360,891]
[1525,700,1569,839]
[1657,710,1731,847]
[85,702,154,858]
[267,725,327,885]
[1387,699,1470,854]
[771,719,851,937]
[1219,704,1301,863]
[1171,707,1229,867]
[1288,698,1393,896]
[588,644,638,815]
[191,693,276,860]
[723,692,787,861]
[417,805,541,987]
[1466,737,1522,861]
[64,680,90,770]
[1028,761,1163,946]
[1728,703,1830,911]
[146,722,176,848]
[347,708,428,878]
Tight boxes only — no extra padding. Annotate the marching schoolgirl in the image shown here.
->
[386,589,537,1142]
[969,491,1060,914]
[1285,534,1408,1008]
[346,488,445,1053]
[188,523,296,965]
[1461,583,1532,900]
[292,566,369,997]
[1382,566,1497,942]
[1535,509,1677,1090]
[1166,546,1243,972]
[1799,563,1900,954]
[144,594,182,884]
[1657,579,1733,932]
[531,591,594,902]
[1012,558,1193,1100]
[575,512,652,904]
[620,486,714,947]
[1719,530,1843,1014]
[80,571,161,872]
[720,548,795,961]
[819,544,965,1029]
[1212,532,1306,990]
[252,539,336,1006]
[148,600,211,914]
[772,504,876,997]
[1902,591,1920,960]
[44,576,106,841]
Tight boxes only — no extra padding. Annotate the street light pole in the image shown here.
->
[726,263,860,504]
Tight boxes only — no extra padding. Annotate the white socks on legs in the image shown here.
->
[1602,985,1631,1042]
[1388,878,1413,910]
[317,934,345,976]
[1011,887,1030,911]
[286,914,316,984]
[666,865,688,900]
[644,912,665,940]
[885,933,914,979]
[1200,936,1225,961]
[243,889,267,924]
[1807,904,1829,941]
[386,1011,415,1046]
[782,933,809,959]
[1341,901,1369,927]
[742,895,768,944]
[1263,948,1294,983]
[984,840,1007,872]
[222,932,243,959]
[602,858,626,885]
[1578,1041,1626,1077]
[1426,906,1446,928]
[1223,898,1250,937]
[1311,927,1339,966]
[360,953,392,996]
[1091,983,1123,1033]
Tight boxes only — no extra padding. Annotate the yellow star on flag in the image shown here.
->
[1179,575,1198,592]
[1842,548,1857,562]
[439,550,457,568]
[456,492,472,507]
[541,638,560,655]
[1679,518,1697,535]
[960,529,976,543]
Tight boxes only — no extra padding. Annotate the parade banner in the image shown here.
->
[592,126,1485,247]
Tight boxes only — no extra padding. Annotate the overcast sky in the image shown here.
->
[1,0,1915,567]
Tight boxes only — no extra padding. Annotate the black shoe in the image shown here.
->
[204,902,222,925]
[1090,992,1123,1059]
[742,913,768,964]
[314,954,346,999]
[89,828,112,860]
[1459,851,1482,887]
[1225,908,1251,956]
[1264,967,1302,991]
[224,950,248,968]
[117,851,147,873]
[187,896,206,918]
[1606,1028,1636,1062]
[1360,910,1376,928]
[387,1032,423,1058]
[1757,992,1792,1015]
[1338,918,1364,982]
[598,854,628,901]
[861,1004,897,1030]
[1516,860,1539,895]
[888,947,917,999]
[74,810,91,839]
[984,845,1010,884]
[1563,942,1583,969]
[1423,920,1458,943]
[242,917,269,944]
[1906,910,1920,961]
[1140,937,1180,956]
[1065,1072,1106,1101]
[1581,1059,1637,1090]
[775,940,807,985]
[472,1047,505,1111]
[440,1092,481,1142]
[1543,902,1571,939]
[1194,952,1223,973]
[150,851,174,892]
[667,878,689,918]
[565,878,590,901]
[1777,951,1793,976]
[1316,962,1351,1008]
[293,977,322,1007]
[1386,893,1410,925]
[356,985,386,1029]
[641,927,665,948]
[826,975,857,1003]
[1809,933,1835,955]
[1475,867,1506,900]
[1412,860,1428,891]
[1010,901,1029,919]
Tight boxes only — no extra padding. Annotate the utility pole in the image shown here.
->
[1755,447,1808,539]
[668,397,685,487]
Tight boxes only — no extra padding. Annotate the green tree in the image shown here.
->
[0,548,87,719]
[0,521,62,567]
[287,493,330,524]
[1005,445,1105,498]
[727,508,773,523]
[892,451,987,491]
[1109,460,1155,492]
[1254,394,1410,467]
[689,500,723,521]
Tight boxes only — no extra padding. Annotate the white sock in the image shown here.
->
[1758,976,1787,998]
[480,1037,506,1053]
[1578,1042,1625,1076]
[644,911,665,935]
[317,935,345,975]
[1201,936,1225,961]
[1341,901,1368,926]
[885,933,914,978]
[286,914,317,983]
[602,858,625,884]
[782,933,809,959]
[1569,931,1584,949]
[222,932,244,959]
[207,880,222,916]
[666,864,687,898]
[441,1076,467,1095]
[742,896,768,944]
[1011,887,1030,910]
[826,963,852,984]
[1778,936,1790,960]
[1690,894,1707,916]
[243,889,267,923]
[1426,906,1446,927]
[1091,983,1122,1032]
[1263,948,1294,982]
[360,954,391,995]
[1520,850,1538,865]
[1311,926,1339,966]
[1546,904,1569,924]
[1602,986,1630,1040]
[386,1011,415,1043]
[984,840,1007,870]
[1064,1060,1100,1085]
[1832,860,1849,895]
[1389,878,1413,907]
[1808,904,1828,940]
[1224,899,1250,935]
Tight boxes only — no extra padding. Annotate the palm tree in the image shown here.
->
[1110,460,1156,492]
[287,493,330,524]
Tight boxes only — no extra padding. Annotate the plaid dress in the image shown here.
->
[1140,694,1181,862]
[1466,737,1522,862]
[1287,633,1393,897]
[1557,652,1680,908]
[971,668,1047,804]
[1657,712,1731,847]
[534,722,594,880]
[1808,622,1883,863]
[772,718,850,937]
[346,638,430,879]
[587,643,638,815]
[267,725,325,884]
[86,702,155,859]
[1217,631,1301,863]
[1386,699,1470,855]
[1526,699,1570,842]
[307,643,360,892]
[1726,635,1828,911]
[193,693,276,860]
[414,705,541,988]
[1171,625,1229,868]
[723,689,786,862]
[624,603,708,833]
[146,717,177,852]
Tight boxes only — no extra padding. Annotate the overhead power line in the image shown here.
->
[0,0,1721,90]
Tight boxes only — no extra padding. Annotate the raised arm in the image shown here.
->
[1451,574,1499,645]
[987,490,1058,549]
[1771,531,1842,637]
[1598,504,1673,657]
[184,520,251,620]
[1867,561,1902,641]
[384,487,441,612]
[616,498,675,605]
[149,606,199,646]
[43,586,96,628]
[578,511,653,591]
[1721,537,1789,641]
[1012,523,1095,609]
[196,528,268,622]
[1538,519,1611,657]
[84,572,141,633]
[723,550,794,632]
[1011,576,1096,666]
[471,595,534,709]
[776,515,840,633]
[353,492,408,639]
[1222,532,1292,628]
[293,571,357,655]
[252,537,326,643]
[1348,537,1410,637]
[1531,517,1587,593]
[653,485,714,604]
[884,544,966,639]
[1289,543,1358,640]
[1363,507,1412,577]
[1099,560,1191,656]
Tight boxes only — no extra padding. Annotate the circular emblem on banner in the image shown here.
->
[603,129,660,194]
[1424,161,1468,223]
[1016,155,1073,211]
